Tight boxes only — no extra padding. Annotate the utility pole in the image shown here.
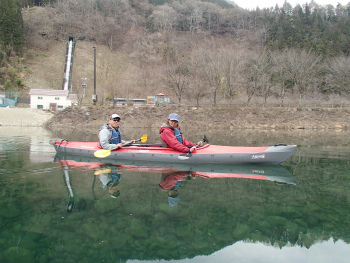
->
[92,47,97,105]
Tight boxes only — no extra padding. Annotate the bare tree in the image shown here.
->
[95,51,121,105]
[270,50,290,106]
[193,48,222,105]
[285,49,321,106]
[188,54,208,106]
[152,5,178,31]
[326,56,350,97]
[163,59,191,105]
[244,50,271,105]
[220,48,246,102]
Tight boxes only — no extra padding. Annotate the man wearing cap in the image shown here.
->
[159,113,202,153]
[99,114,134,150]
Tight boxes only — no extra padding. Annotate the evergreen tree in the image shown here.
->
[0,0,25,55]
[265,3,350,57]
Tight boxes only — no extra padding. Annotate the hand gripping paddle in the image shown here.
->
[94,134,148,158]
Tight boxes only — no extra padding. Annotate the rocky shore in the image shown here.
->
[1,106,349,132]
[45,105,350,131]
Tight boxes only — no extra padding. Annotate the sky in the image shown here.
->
[232,0,349,10]
[128,238,350,263]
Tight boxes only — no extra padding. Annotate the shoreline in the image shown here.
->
[45,105,350,131]
[1,106,349,132]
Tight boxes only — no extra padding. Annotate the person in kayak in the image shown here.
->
[159,113,202,153]
[99,113,134,150]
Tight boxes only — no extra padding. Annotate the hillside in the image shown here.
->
[5,1,350,107]
[21,5,261,105]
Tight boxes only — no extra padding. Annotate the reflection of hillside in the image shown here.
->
[1,157,349,262]
[0,127,55,165]
[293,145,350,160]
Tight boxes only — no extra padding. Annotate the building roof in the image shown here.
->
[29,89,69,96]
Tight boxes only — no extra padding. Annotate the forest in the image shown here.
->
[1,0,350,106]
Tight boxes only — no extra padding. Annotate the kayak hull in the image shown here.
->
[52,140,297,164]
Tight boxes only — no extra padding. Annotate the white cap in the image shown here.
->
[111,114,120,119]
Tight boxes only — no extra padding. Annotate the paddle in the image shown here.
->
[178,135,209,160]
[63,166,74,213]
[94,134,148,158]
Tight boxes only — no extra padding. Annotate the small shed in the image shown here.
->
[114,98,127,106]
[114,98,146,107]
[155,93,170,105]
[133,99,146,107]
[147,96,156,106]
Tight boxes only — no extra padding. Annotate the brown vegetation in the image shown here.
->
[46,105,350,133]
[20,3,350,108]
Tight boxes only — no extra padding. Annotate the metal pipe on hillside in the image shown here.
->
[93,47,97,105]
[63,40,73,91]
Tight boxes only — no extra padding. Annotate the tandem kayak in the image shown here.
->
[52,139,297,164]
[54,153,296,185]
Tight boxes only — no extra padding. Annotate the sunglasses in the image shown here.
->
[112,118,120,122]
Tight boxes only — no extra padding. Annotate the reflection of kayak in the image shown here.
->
[52,140,296,164]
[54,153,296,185]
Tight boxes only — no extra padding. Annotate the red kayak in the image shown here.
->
[52,139,296,164]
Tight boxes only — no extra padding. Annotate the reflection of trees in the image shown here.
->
[0,158,349,262]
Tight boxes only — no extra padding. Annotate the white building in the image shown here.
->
[29,89,77,110]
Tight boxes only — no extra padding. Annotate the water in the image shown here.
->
[0,126,349,263]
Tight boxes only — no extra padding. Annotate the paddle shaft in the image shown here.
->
[94,134,147,158]
[180,135,209,159]
[186,135,209,156]
[123,139,140,147]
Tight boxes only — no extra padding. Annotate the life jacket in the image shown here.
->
[160,127,183,147]
[174,128,183,144]
[110,128,122,144]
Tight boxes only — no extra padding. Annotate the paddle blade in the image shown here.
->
[67,197,74,213]
[94,168,111,175]
[140,134,148,143]
[178,152,192,160]
[94,149,111,158]
[178,154,190,160]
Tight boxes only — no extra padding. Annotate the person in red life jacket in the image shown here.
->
[159,113,202,153]
[99,113,135,150]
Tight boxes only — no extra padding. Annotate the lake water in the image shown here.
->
[0,126,349,263]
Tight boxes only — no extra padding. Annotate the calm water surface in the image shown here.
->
[0,126,349,263]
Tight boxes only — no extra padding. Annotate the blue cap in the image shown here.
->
[168,113,180,122]
[168,195,180,207]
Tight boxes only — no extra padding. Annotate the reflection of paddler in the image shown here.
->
[94,167,122,198]
[159,172,195,207]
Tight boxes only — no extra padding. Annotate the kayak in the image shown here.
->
[52,139,297,164]
[54,153,296,185]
